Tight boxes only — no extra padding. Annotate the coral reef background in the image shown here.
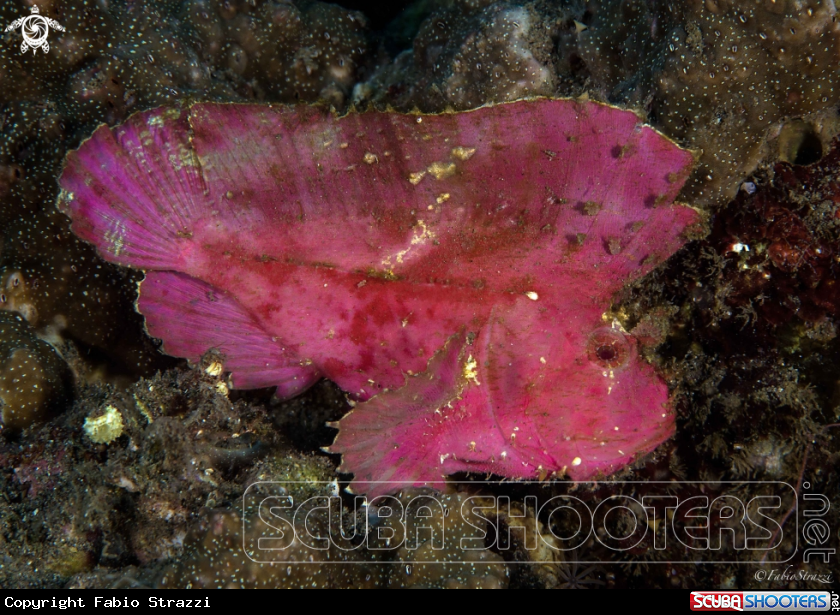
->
[0,0,838,588]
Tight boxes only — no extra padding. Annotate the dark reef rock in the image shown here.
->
[654,0,840,206]
[614,136,840,532]
[0,312,72,430]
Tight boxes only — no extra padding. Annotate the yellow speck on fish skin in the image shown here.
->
[427,161,456,180]
[411,220,432,245]
[463,354,480,385]
[382,220,434,267]
[451,146,476,161]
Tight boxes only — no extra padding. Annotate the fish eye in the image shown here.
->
[586,327,631,369]
[596,344,618,363]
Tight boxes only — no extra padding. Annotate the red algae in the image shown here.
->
[58,99,699,494]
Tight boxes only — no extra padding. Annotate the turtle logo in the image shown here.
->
[5,6,65,54]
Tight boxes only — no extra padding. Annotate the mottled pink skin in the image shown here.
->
[59,100,699,495]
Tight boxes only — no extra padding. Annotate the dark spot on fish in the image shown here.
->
[566,232,586,248]
[583,201,601,216]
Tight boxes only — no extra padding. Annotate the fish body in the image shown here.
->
[59,99,699,494]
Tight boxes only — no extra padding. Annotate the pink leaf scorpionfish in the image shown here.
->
[58,99,700,494]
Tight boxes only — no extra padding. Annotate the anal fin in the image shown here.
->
[328,333,470,496]
[139,271,320,398]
